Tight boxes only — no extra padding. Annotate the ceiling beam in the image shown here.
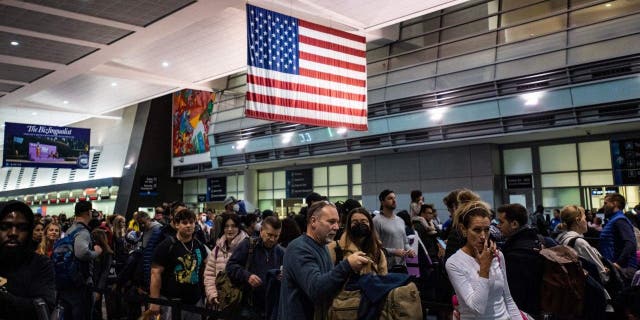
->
[0,26,106,49]
[91,62,213,92]
[0,79,28,86]
[1,0,142,31]
[0,54,64,70]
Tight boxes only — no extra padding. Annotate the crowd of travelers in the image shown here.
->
[1,189,640,320]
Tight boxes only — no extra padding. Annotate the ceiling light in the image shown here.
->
[336,127,348,135]
[605,3,612,7]
[429,107,447,121]
[522,91,544,106]
[63,100,69,104]
[235,140,248,150]
[162,61,170,67]
[31,112,37,116]
[281,132,294,144]
[111,82,118,87]
[10,41,19,46]
[1,124,5,127]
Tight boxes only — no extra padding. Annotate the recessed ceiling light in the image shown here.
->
[336,127,348,135]
[63,100,69,104]
[605,3,612,7]
[111,82,118,87]
[162,61,170,67]
[31,112,37,116]
[1,124,5,127]
[10,41,19,46]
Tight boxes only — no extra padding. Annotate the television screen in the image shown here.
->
[610,139,640,185]
[2,122,91,169]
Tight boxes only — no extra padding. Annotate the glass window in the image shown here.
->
[502,0,544,11]
[580,171,613,186]
[227,176,238,192]
[352,163,362,184]
[274,171,286,189]
[401,18,440,39]
[367,60,388,75]
[274,189,286,199]
[197,178,207,193]
[540,144,578,172]
[237,175,245,192]
[258,190,273,199]
[259,200,274,211]
[441,19,496,42]
[503,148,533,174]
[329,165,348,185]
[352,184,362,196]
[499,15,566,44]
[501,0,566,28]
[439,32,496,58]
[388,48,437,70]
[313,167,327,186]
[542,187,581,207]
[541,173,580,187]
[367,46,390,61]
[570,1,640,27]
[329,186,349,197]
[184,179,198,194]
[391,33,439,55]
[258,172,272,190]
[314,187,328,197]
[443,1,498,26]
[579,141,612,170]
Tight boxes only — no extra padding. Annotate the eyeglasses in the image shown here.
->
[0,222,31,232]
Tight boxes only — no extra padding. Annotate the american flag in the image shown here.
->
[245,4,368,131]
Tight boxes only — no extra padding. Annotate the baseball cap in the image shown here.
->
[223,196,238,207]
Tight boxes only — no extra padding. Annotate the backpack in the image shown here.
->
[52,226,87,290]
[329,241,361,320]
[566,237,609,320]
[379,282,423,320]
[216,238,257,313]
[539,245,586,317]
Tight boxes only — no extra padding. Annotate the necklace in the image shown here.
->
[179,238,194,254]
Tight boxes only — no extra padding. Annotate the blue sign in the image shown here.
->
[2,122,91,169]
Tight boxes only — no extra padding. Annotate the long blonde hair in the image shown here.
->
[112,215,126,238]
[558,205,585,232]
[37,222,61,256]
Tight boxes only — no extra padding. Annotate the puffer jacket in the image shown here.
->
[203,230,248,301]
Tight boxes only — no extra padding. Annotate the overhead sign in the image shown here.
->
[286,169,313,198]
[611,139,640,185]
[506,174,533,189]
[207,177,227,201]
[140,176,158,196]
[2,122,91,169]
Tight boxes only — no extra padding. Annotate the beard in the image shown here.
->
[0,241,31,267]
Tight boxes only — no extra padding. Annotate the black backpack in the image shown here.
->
[566,237,608,320]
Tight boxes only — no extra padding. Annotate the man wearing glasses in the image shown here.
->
[0,200,55,319]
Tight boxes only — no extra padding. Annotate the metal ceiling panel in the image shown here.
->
[0,82,22,92]
[22,0,196,27]
[0,31,97,64]
[0,5,133,44]
[0,63,52,83]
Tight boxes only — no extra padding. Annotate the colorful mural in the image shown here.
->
[172,89,215,157]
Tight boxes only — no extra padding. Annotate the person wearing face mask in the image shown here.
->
[328,207,387,275]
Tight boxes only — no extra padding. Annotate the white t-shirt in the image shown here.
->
[445,249,521,320]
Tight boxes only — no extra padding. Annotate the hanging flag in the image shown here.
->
[245,4,368,131]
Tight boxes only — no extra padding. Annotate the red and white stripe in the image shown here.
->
[246,18,368,131]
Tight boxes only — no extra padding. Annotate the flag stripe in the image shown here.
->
[299,60,365,80]
[247,92,368,117]
[298,68,366,87]
[299,35,365,58]
[246,109,368,131]
[299,26,364,52]
[300,51,365,73]
[247,74,366,101]
[298,19,365,43]
[248,83,365,109]
[249,66,365,94]
[299,43,366,65]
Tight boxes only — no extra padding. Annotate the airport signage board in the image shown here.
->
[286,169,313,198]
[506,174,533,189]
[207,177,227,201]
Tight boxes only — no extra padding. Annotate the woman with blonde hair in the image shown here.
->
[203,213,248,306]
[556,205,610,283]
[445,200,521,319]
[37,222,61,257]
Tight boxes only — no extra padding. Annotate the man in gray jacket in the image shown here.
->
[58,200,102,320]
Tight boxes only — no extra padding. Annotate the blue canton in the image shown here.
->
[247,5,300,75]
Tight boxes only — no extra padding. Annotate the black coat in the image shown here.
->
[0,253,56,320]
[501,227,543,317]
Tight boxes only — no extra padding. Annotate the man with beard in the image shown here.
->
[373,189,416,270]
[600,193,638,285]
[278,201,370,320]
[0,200,55,320]
[226,216,285,319]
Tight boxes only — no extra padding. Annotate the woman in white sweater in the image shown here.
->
[203,214,248,305]
[556,205,610,284]
[445,200,521,320]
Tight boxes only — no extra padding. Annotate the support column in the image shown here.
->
[243,168,258,212]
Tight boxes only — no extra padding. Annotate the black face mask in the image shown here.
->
[350,223,371,238]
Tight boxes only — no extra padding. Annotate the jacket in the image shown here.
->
[0,253,56,320]
[203,231,248,300]
[501,227,543,317]
[226,237,285,313]
[327,233,387,275]
[600,211,638,269]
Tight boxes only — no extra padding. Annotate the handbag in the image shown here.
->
[215,238,257,312]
